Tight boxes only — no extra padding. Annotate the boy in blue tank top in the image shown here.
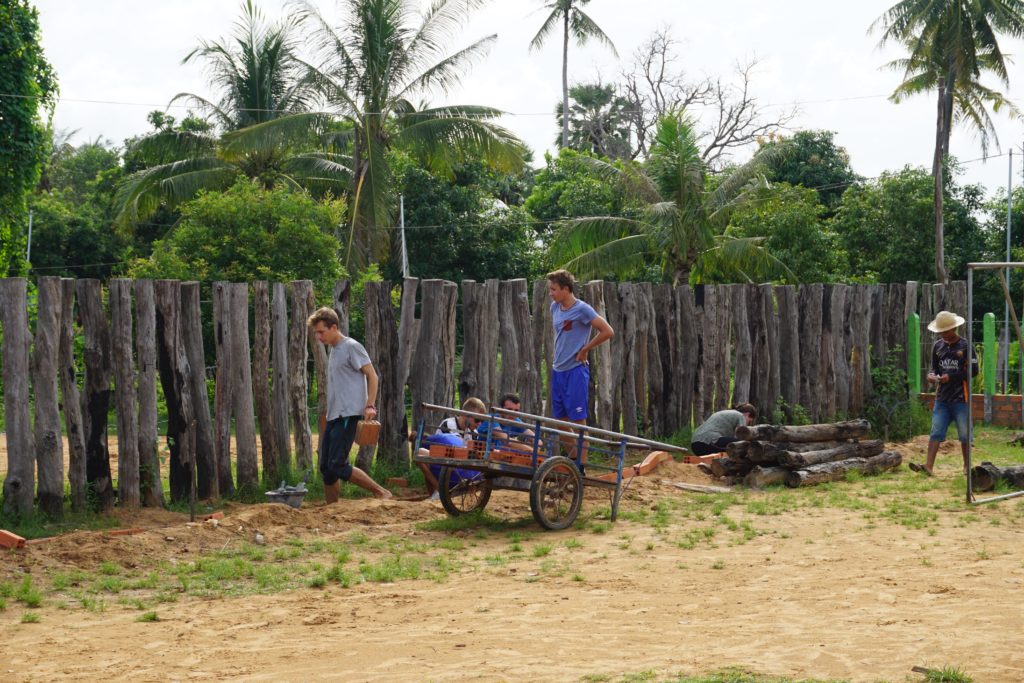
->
[547,270,614,467]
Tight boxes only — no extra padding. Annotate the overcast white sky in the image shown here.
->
[34,0,1024,196]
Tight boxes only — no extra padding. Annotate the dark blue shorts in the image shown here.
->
[552,364,589,421]
[319,416,358,485]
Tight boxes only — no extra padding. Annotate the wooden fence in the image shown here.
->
[0,276,965,517]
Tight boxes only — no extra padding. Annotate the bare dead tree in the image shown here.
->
[622,27,795,167]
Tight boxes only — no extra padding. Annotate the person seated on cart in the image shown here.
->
[417,397,489,498]
[690,403,757,456]
[474,393,543,454]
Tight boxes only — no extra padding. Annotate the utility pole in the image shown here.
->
[399,194,409,278]
[1005,149,1013,392]
[26,210,33,264]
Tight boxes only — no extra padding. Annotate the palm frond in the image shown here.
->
[557,234,651,281]
[693,235,795,284]
[219,112,333,159]
[529,8,561,51]
[570,9,618,56]
[397,35,497,101]
[394,110,527,177]
[113,157,236,228]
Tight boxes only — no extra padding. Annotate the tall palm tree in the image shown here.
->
[873,0,1024,284]
[549,112,790,285]
[530,0,617,150]
[172,0,316,130]
[113,2,348,228]
[294,0,528,270]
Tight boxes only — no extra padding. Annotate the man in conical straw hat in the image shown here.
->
[910,310,978,476]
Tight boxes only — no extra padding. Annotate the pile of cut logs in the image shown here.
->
[705,419,903,488]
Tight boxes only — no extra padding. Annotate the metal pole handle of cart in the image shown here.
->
[413,402,687,530]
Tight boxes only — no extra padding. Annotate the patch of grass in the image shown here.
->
[437,537,465,551]
[922,666,973,683]
[564,538,583,550]
[358,554,421,583]
[21,611,41,623]
[137,611,159,622]
[572,573,585,582]
[416,510,507,532]
[273,546,303,561]
[711,560,725,570]
[326,563,354,588]
[0,597,6,611]
[15,576,42,607]
[98,561,119,576]
[532,544,553,558]
[94,576,125,594]
[79,595,106,612]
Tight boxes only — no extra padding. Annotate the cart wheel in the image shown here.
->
[529,456,583,531]
[438,468,492,517]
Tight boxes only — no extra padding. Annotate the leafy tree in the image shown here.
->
[725,184,841,283]
[525,148,626,229]
[760,130,859,210]
[530,0,617,150]
[131,179,345,300]
[555,82,632,159]
[547,112,788,285]
[27,138,128,279]
[873,0,1024,284]
[296,0,528,272]
[830,164,986,284]
[0,0,57,276]
[113,3,348,230]
[388,154,540,283]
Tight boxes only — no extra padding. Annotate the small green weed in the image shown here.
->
[137,611,159,622]
[21,611,41,623]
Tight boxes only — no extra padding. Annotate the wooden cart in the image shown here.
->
[413,402,687,530]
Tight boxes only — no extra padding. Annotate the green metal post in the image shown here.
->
[984,312,996,424]
[907,313,921,396]
[983,312,996,396]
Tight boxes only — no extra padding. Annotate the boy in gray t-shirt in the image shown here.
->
[690,403,757,456]
[308,307,392,502]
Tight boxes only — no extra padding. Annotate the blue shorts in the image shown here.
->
[428,464,485,486]
[930,400,970,443]
[552,364,589,421]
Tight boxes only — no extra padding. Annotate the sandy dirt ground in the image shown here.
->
[1,439,1024,682]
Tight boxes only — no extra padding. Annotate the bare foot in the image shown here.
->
[374,489,393,500]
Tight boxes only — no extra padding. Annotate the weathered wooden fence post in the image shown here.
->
[60,278,88,511]
[397,277,419,411]
[638,283,662,436]
[652,284,679,435]
[677,285,699,430]
[410,280,458,429]
[134,279,162,507]
[798,283,823,421]
[460,280,482,404]
[288,280,314,471]
[829,285,851,418]
[33,277,64,517]
[364,281,407,469]
[1,278,36,517]
[618,282,639,435]
[775,285,800,420]
[271,282,291,474]
[110,279,140,509]
[731,285,752,406]
[77,278,115,510]
[252,281,276,481]
[534,279,556,416]
[759,284,779,422]
[305,284,329,466]
[230,283,259,490]
[585,281,613,430]
[179,283,216,499]
[213,282,235,495]
[749,285,771,421]
[333,280,351,335]
[155,280,194,504]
